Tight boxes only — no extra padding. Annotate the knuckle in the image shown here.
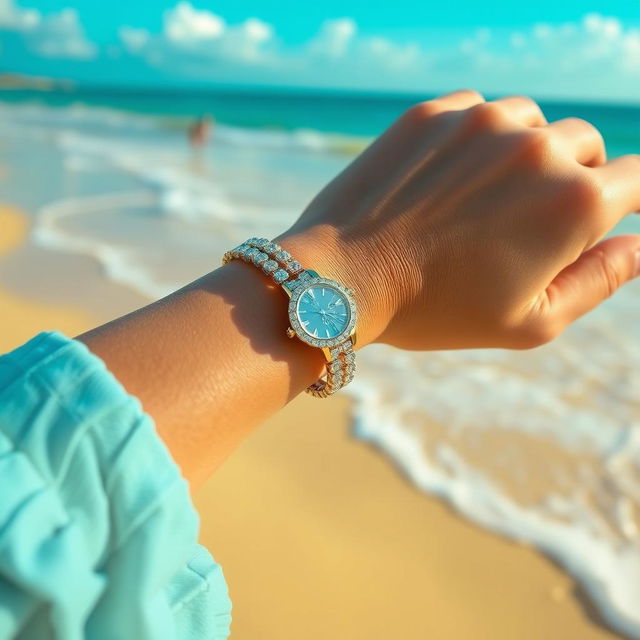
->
[620,153,640,169]
[513,93,536,104]
[513,129,552,166]
[452,88,485,102]
[563,116,587,128]
[465,102,505,129]
[566,116,599,134]
[556,118,605,157]
[403,101,440,124]
[504,94,539,109]
[577,118,605,145]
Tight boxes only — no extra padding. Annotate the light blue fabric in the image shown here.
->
[0,332,232,639]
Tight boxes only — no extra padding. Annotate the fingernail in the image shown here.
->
[635,248,640,278]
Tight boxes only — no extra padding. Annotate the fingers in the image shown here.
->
[596,154,640,214]
[546,117,607,166]
[543,235,640,329]
[493,95,547,126]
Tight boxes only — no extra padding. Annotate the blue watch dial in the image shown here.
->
[296,285,351,340]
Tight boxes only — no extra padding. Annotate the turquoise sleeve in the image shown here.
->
[0,332,231,639]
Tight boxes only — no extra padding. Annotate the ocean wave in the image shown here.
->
[350,324,640,638]
[213,123,369,156]
[32,191,175,300]
[0,99,369,157]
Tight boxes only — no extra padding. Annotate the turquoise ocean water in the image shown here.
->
[2,86,640,148]
[1,87,639,638]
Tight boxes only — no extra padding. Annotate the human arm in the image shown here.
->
[78,90,640,489]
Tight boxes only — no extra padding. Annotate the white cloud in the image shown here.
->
[217,18,273,63]
[111,6,639,101]
[584,13,621,39]
[412,13,638,100]
[162,3,273,63]
[121,3,275,67]
[119,7,421,79]
[359,37,420,70]
[0,0,608,101]
[535,23,553,41]
[32,8,96,59]
[0,0,38,29]
[0,0,96,59]
[119,26,150,53]
[239,17,272,44]
[302,18,419,71]
[1,0,638,100]
[622,30,640,70]
[308,18,356,58]
[165,1,224,45]
[502,13,639,76]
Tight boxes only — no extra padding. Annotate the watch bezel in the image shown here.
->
[288,277,357,348]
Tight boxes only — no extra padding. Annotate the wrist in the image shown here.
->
[275,226,392,348]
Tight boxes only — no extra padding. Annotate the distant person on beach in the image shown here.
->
[1,90,640,639]
[188,114,214,149]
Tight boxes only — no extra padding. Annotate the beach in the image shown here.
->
[0,207,93,352]
[1,89,638,639]
[0,205,625,639]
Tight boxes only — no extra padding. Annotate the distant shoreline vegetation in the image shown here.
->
[0,73,74,92]
[2,73,640,107]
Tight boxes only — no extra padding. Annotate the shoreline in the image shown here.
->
[0,206,96,352]
[198,392,624,640]
[0,204,625,639]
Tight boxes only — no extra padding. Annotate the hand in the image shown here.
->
[278,90,640,351]
[78,89,640,484]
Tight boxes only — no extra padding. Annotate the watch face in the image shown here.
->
[296,284,351,340]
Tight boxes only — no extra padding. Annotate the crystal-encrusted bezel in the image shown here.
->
[287,277,357,348]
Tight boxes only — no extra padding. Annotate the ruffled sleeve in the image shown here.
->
[0,332,231,639]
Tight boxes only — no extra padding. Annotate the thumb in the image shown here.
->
[545,234,640,327]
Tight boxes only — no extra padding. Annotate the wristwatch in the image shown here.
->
[222,237,357,398]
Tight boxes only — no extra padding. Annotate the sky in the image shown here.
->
[1,0,640,102]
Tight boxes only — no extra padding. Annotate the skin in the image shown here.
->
[79,90,640,489]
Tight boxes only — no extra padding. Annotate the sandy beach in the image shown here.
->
[0,207,94,352]
[0,202,624,639]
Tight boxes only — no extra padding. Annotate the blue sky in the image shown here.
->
[1,0,640,101]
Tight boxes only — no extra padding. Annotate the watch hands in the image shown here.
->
[326,316,341,332]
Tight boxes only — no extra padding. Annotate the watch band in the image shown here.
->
[222,238,356,398]
[306,338,356,398]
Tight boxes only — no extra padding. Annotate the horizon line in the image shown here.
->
[2,73,639,109]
